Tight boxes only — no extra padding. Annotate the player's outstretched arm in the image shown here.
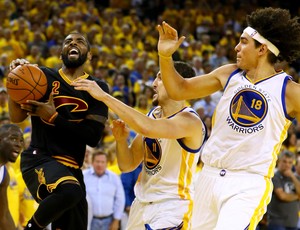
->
[112,120,143,172]
[73,79,204,140]
[157,22,236,101]
[72,79,162,138]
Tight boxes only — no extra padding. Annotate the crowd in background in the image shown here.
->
[1,0,300,229]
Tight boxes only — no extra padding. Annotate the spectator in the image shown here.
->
[192,56,205,76]
[267,150,300,230]
[83,150,125,230]
[209,44,229,69]
[192,95,216,118]
[111,72,133,106]
[133,94,150,115]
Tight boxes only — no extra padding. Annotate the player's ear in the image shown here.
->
[259,44,268,56]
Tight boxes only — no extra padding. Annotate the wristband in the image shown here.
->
[158,53,172,59]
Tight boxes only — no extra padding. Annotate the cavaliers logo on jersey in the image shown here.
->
[143,137,162,174]
[230,89,268,127]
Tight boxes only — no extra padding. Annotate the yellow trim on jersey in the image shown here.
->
[52,155,80,169]
[267,119,291,179]
[211,109,216,128]
[244,70,284,85]
[248,176,273,230]
[47,176,79,192]
[178,150,195,230]
[37,176,79,200]
[58,68,89,84]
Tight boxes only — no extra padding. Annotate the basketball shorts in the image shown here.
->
[126,198,191,230]
[21,148,81,202]
[191,165,273,230]
[20,148,88,230]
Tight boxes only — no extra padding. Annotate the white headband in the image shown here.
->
[244,26,280,56]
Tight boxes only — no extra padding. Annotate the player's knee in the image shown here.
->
[56,181,84,204]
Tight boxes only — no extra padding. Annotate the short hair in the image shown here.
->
[246,7,300,64]
[173,61,196,79]
[0,124,20,132]
[91,149,108,162]
[278,149,295,161]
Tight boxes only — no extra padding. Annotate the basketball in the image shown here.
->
[6,64,48,104]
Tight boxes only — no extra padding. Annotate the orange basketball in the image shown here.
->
[6,64,48,104]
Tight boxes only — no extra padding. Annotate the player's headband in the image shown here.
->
[244,26,280,56]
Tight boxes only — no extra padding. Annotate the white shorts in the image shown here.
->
[191,165,273,230]
[126,198,192,229]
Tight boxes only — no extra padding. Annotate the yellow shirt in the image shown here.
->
[44,56,62,69]
[108,159,122,175]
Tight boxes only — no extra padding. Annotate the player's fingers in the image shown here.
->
[21,104,37,113]
[25,100,42,106]
[9,59,30,71]
[26,112,38,117]
[48,93,54,105]
[9,60,19,71]
[177,36,186,46]
[117,119,125,125]
[112,119,121,126]
[72,78,84,83]
[157,24,163,35]
[162,21,173,33]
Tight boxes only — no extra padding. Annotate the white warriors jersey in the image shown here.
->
[201,69,293,178]
[134,106,206,203]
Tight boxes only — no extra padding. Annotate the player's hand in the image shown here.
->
[9,59,30,71]
[157,21,186,58]
[21,93,57,122]
[111,119,130,142]
[72,79,106,101]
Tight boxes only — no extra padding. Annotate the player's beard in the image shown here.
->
[61,52,88,68]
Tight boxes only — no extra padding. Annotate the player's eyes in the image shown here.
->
[8,137,24,143]
[64,40,75,45]
[77,39,86,45]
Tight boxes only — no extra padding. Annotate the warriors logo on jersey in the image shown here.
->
[144,137,162,175]
[230,89,268,127]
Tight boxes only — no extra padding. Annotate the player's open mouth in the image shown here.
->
[12,151,19,158]
[68,48,79,57]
